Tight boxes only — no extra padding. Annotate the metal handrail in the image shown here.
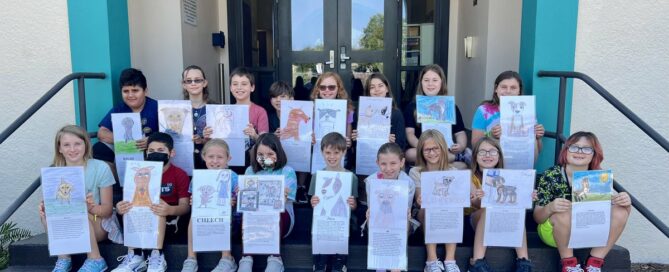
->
[538,70,669,239]
[0,72,105,146]
[0,72,105,226]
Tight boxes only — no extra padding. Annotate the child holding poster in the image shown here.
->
[239,133,298,272]
[181,139,240,272]
[268,81,295,133]
[403,64,468,169]
[182,65,212,170]
[468,136,533,272]
[351,72,407,150]
[309,132,358,272]
[38,125,119,272]
[230,67,269,141]
[309,72,355,141]
[534,132,631,272]
[112,132,191,272]
[470,71,545,152]
[409,129,461,272]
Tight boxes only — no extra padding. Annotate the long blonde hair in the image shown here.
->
[415,129,450,172]
[53,125,92,166]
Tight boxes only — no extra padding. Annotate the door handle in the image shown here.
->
[325,50,335,68]
[340,46,351,62]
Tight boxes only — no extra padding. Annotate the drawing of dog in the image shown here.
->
[426,99,446,121]
[281,108,310,141]
[508,101,527,137]
[374,188,397,227]
[198,185,216,208]
[161,107,189,136]
[432,176,455,198]
[121,117,135,142]
[215,108,234,138]
[318,108,340,135]
[131,166,155,207]
[573,177,591,202]
[489,175,517,204]
[55,178,73,204]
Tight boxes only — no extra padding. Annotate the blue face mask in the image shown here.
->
[146,152,169,166]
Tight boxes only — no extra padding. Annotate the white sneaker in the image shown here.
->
[443,261,460,272]
[264,256,284,272]
[180,257,198,272]
[237,256,253,272]
[424,260,444,272]
[111,252,147,272]
[211,256,237,272]
[146,250,167,272]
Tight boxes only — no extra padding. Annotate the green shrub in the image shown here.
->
[0,221,32,269]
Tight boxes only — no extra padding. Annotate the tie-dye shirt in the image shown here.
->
[471,102,500,132]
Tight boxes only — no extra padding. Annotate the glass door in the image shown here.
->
[278,0,400,104]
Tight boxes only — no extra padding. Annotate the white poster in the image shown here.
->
[568,170,613,248]
[237,175,285,213]
[481,169,535,209]
[356,97,392,175]
[420,170,471,208]
[206,105,250,167]
[313,99,347,140]
[500,96,536,170]
[111,113,144,186]
[192,170,233,252]
[483,207,526,247]
[158,100,194,175]
[280,100,314,172]
[242,212,281,254]
[367,179,409,271]
[311,171,352,254]
[122,160,163,249]
[422,123,454,147]
[425,208,464,244]
[41,167,91,255]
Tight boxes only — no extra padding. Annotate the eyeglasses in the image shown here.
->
[422,147,440,154]
[183,79,205,84]
[568,145,594,155]
[318,85,337,91]
[477,149,499,157]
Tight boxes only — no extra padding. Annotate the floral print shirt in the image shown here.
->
[535,165,572,207]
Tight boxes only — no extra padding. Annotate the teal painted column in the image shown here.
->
[519,0,578,171]
[68,0,130,131]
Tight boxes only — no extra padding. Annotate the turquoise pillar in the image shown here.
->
[68,0,130,131]
[519,0,578,171]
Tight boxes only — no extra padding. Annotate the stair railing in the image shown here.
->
[0,72,105,226]
[538,70,669,239]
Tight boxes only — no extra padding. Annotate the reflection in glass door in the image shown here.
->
[278,0,399,104]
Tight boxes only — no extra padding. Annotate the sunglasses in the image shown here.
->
[183,79,205,84]
[318,85,337,91]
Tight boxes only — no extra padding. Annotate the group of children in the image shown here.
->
[40,64,631,272]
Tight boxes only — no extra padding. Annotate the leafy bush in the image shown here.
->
[0,221,32,269]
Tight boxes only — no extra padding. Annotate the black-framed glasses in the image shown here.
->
[568,145,594,155]
[422,147,440,154]
[477,149,499,157]
[183,79,205,84]
[318,85,337,91]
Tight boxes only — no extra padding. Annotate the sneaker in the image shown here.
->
[146,250,167,272]
[425,260,444,272]
[264,256,284,272]
[560,257,584,272]
[52,258,72,272]
[514,258,532,272]
[79,258,108,272]
[111,252,146,272]
[180,258,198,272]
[212,256,237,272]
[332,255,347,272]
[237,256,253,272]
[468,258,494,272]
[443,260,460,272]
[584,256,604,272]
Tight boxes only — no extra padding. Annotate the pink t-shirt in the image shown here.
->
[249,103,269,133]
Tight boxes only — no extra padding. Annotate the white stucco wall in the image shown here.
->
[0,1,74,233]
[573,1,669,263]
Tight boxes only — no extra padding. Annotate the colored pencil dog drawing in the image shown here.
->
[131,166,155,207]
[160,106,189,136]
[507,101,528,137]
[55,178,73,204]
[281,107,311,141]
[121,117,135,142]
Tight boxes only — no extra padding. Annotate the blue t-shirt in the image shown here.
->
[98,97,159,136]
[471,102,500,132]
[84,159,116,204]
[245,166,298,201]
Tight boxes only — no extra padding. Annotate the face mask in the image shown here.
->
[256,156,274,170]
[146,152,169,166]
